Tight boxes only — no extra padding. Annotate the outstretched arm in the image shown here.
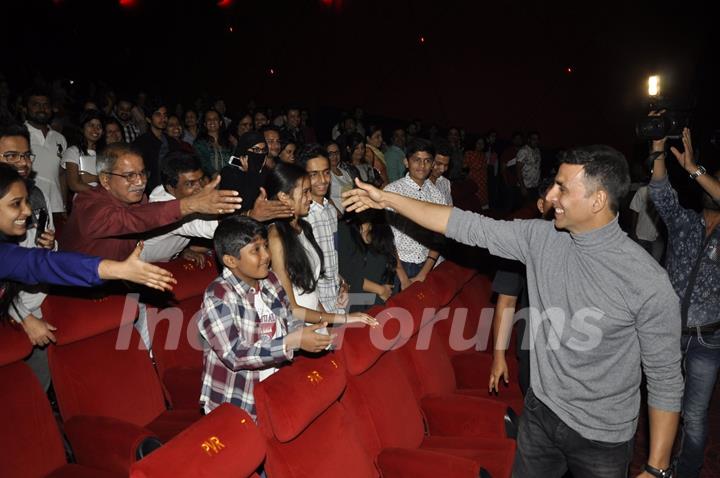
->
[342,178,453,235]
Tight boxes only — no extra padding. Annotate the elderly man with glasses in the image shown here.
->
[59,142,243,260]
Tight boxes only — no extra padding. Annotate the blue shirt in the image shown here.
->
[648,175,720,327]
[0,242,102,286]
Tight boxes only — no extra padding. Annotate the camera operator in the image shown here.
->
[648,123,720,478]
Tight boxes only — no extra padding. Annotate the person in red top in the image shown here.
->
[59,142,243,260]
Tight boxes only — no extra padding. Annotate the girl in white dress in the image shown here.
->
[266,163,377,330]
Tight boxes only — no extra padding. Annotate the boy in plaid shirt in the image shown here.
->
[198,216,332,419]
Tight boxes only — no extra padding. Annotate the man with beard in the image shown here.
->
[112,98,140,143]
[23,87,67,215]
[649,127,720,478]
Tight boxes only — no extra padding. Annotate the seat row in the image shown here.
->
[0,259,524,477]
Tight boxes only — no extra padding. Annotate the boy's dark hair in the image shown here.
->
[433,138,452,157]
[295,143,328,170]
[0,123,30,144]
[214,215,268,260]
[406,138,435,158]
[558,145,630,213]
[161,151,203,189]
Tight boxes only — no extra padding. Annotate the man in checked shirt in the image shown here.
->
[198,216,332,419]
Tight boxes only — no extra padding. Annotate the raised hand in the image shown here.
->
[249,187,294,221]
[341,178,387,213]
[180,175,243,216]
[670,127,696,172]
[98,242,177,291]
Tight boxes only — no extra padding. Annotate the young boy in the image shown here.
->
[198,215,331,419]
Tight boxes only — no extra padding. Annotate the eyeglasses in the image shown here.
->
[327,150,341,157]
[248,146,267,154]
[1,151,36,163]
[104,170,150,182]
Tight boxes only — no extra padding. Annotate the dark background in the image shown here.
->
[3,0,718,162]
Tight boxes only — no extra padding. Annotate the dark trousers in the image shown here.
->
[512,389,633,478]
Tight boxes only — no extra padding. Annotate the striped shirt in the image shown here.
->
[198,269,301,419]
[308,198,342,313]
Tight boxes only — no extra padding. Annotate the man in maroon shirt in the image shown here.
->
[60,142,243,260]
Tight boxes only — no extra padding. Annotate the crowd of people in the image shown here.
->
[1,76,719,478]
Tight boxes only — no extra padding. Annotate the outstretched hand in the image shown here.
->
[670,127,696,172]
[341,178,386,213]
[99,242,177,291]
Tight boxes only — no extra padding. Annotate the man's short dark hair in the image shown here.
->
[433,139,452,158]
[0,123,30,144]
[406,138,435,158]
[214,215,268,260]
[295,143,328,170]
[24,87,51,106]
[558,145,630,213]
[161,151,203,189]
[260,125,280,135]
[143,97,167,117]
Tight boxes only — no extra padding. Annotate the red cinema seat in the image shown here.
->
[338,324,517,478]
[43,294,202,475]
[254,353,379,478]
[148,258,217,410]
[0,325,121,478]
[130,404,265,478]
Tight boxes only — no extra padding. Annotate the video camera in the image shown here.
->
[635,75,692,141]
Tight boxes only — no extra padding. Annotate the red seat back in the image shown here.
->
[43,294,167,425]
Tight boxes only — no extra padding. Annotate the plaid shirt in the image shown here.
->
[308,198,342,313]
[198,268,301,419]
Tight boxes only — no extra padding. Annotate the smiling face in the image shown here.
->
[279,143,296,164]
[305,156,331,202]
[404,150,433,186]
[100,153,147,204]
[430,154,450,181]
[105,122,123,144]
[545,163,597,233]
[282,176,312,217]
[166,116,183,140]
[223,235,272,286]
[83,119,103,147]
[204,110,221,135]
[0,180,32,237]
[0,135,33,179]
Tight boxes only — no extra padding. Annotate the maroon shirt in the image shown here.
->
[59,187,182,260]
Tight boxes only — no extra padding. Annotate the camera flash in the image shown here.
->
[648,75,660,96]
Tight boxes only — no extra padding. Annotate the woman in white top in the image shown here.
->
[266,163,377,328]
[61,110,104,193]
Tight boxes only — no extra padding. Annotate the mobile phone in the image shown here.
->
[35,208,48,246]
[228,155,246,170]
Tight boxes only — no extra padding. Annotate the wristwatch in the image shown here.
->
[689,165,706,180]
[644,463,673,478]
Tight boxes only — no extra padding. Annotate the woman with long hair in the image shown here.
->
[338,210,397,311]
[193,109,233,177]
[266,163,376,328]
[340,132,382,187]
[61,109,105,193]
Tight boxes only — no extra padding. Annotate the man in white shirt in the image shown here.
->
[23,88,67,214]
[141,151,218,265]
[384,139,444,289]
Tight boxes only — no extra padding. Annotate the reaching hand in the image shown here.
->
[181,175,243,216]
[298,323,334,353]
[341,178,387,213]
[345,312,379,327]
[21,314,57,347]
[99,242,177,291]
[670,127,696,172]
[489,355,510,393]
[249,187,294,221]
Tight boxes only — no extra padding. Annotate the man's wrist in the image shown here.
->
[643,462,672,478]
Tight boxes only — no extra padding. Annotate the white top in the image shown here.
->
[256,291,283,381]
[140,185,218,262]
[61,146,98,187]
[384,174,445,263]
[293,229,321,311]
[629,185,661,242]
[25,121,67,212]
[433,175,453,206]
[330,168,353,214]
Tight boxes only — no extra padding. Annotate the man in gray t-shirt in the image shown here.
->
[343,145,682,478]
